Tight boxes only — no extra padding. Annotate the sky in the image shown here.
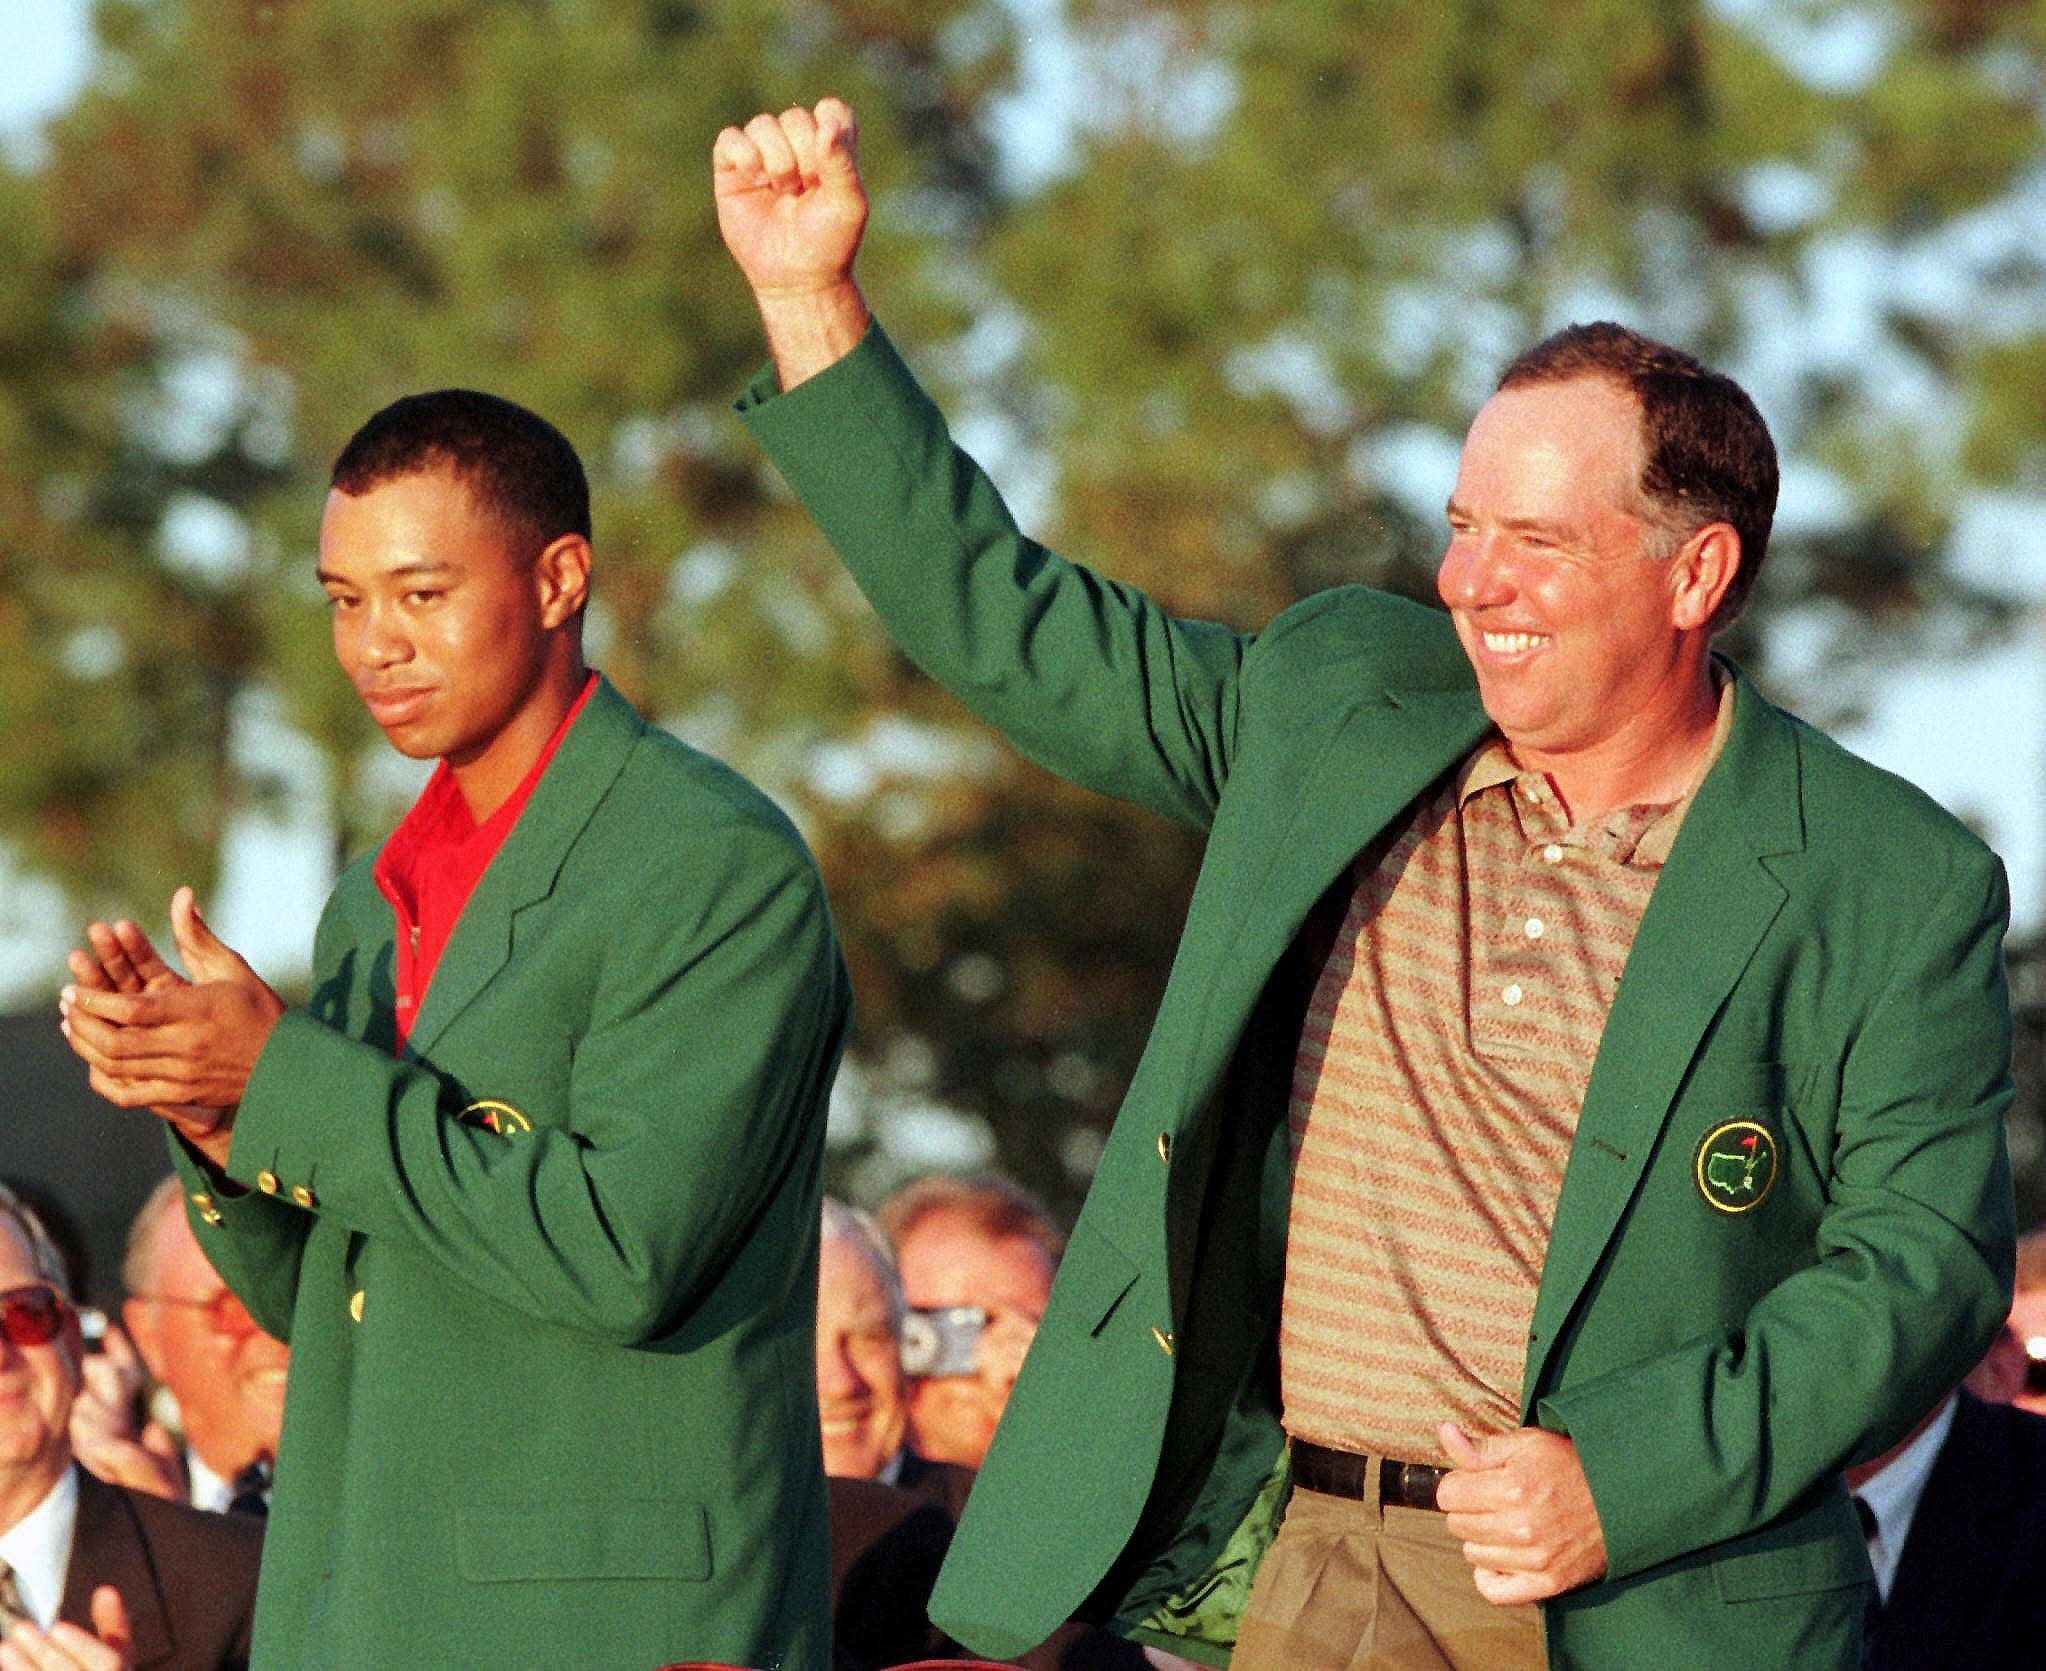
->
[0,0,2040,1007]
[0,0,91,161]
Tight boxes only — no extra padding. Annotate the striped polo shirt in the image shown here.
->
[1281,684,1731,1461]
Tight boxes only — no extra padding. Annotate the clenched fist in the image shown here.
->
[714,99,874,388]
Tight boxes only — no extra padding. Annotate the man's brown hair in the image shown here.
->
[1497,321,1779,627]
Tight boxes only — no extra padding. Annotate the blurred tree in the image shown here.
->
[0,159,262,918]
[2,0,2042,1226]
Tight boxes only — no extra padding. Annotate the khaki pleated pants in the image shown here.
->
[1232,1474,1548,1671]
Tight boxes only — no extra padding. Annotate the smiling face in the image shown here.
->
[318,469,588,815]
[0,1219,80,1516]
[1439,375,1728,781]
[814,1232,909,1479]
[123,1203,288,1479]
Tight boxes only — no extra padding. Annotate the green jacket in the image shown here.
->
[741,329,2015,1670]
[172,677,851,1670]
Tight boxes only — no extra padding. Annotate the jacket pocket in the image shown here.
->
[456,1499,711,1583]
[1053,1222,1143,1339]
[1711,1525,1870,1602]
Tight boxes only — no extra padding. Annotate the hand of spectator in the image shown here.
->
[60,888,283,1168]
[70,1324,185,1504]
[0,1585,134,1670]
[1436,1421,1608,1604]
[976,1307,1039,1389]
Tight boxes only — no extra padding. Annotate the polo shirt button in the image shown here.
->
[256,1171,280,1195]
[1542,844,1564,865]
[291,1185,317,1210]
[1503,984,1524,1006]
[1525,917,1545,939]
[349,1290,365,1324]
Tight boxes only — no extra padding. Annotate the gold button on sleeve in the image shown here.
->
[1152,1327,1174,1357]
[349,1289,365,1323]
[1156,1132,1172,1163]
[291,1185,316,1210]
[199,1207,224,1228]
[256,1170,280,1195]
[189,1192,213,1214]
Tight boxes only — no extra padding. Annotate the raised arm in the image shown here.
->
[719,100,1250,828]
[713,98,872,391]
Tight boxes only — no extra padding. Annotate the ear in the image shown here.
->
[58,1305,87,1386]
[122,1296,169,1381]
[534,533,593,631]
[1667,522,1741,633]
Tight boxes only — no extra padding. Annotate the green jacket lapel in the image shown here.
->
[1524,670,1805,1400]
[1187,683,1493,1067]
[403,676,642,1060]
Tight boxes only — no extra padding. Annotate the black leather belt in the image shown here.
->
[1292,1439,1449,1511]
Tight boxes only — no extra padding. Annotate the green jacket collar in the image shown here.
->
[399,674,643,1058]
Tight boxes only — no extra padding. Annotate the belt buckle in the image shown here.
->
[1383,1458,1443,1511]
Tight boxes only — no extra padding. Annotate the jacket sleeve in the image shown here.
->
[1541,842,2016,1580]
[163,887,384,1342]
[739,323,1248,833]
[214,815,849,1345]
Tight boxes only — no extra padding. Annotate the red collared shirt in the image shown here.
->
[373,673,597,1051]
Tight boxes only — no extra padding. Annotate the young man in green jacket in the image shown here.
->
[62,390,851,1669]
[713,101,2014,1670]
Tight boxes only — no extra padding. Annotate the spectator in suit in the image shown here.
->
[876,1177,1062,1472]
[0,1183,260,1671]
[71,1180,285,1517]
[816,1200,1174,1671]
[819,1198,962,1670]
[1848,1375,2046,1670]
[818,1199,915,1485]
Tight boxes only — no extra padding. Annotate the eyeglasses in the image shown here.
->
[0,1283,68,1348]
[136,1288,260,1339]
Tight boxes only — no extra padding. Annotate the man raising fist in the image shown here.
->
[718,101,2012,1671]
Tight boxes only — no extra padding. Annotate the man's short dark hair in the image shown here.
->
[331,389,591,557]
[1497,322,1778,627]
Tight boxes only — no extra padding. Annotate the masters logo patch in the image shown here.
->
[1694,1119,1778,1214]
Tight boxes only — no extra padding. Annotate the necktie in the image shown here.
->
[0,1556,31,1631]
[227,1458,271,1518]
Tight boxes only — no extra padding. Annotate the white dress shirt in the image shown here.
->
[1857,1391,1958,1601]
[0,1466,79,1630]
[187,1451,233,1515]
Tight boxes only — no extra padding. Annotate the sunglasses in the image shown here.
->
[0,1283,69,1349]
[137,1287,261,1339]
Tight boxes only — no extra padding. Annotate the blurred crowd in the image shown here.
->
[3,1166,2042,1670]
